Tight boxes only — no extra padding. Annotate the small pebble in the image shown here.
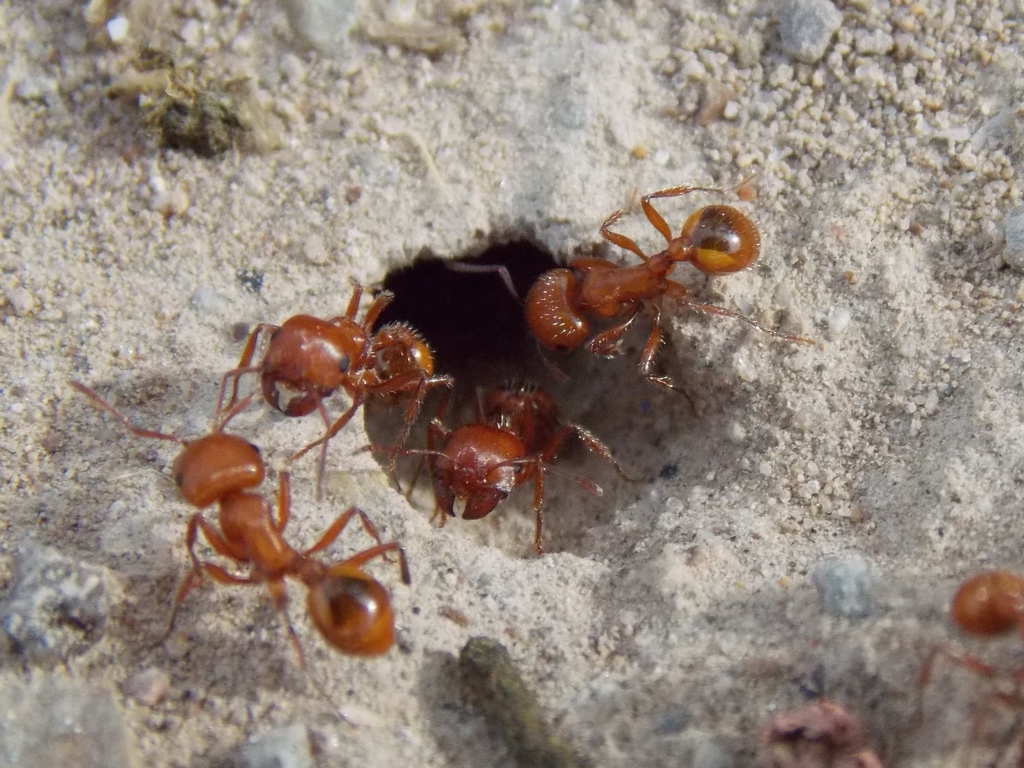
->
[6,286,40,317]
[239,724,314,768]
[152,187,190,217]
[178,18,202,46]
[106,16,129,43]
[827,306,852,338]
[122,668,171,707]
[279,0,362,55]
[776,0,842,64]
[811,554,874,619]
[302,233,330,265]
[14,76,58,102]
[189,284,231,316]
[1003,207,1024,273]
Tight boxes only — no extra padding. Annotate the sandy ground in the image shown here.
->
[2,0,1024,765]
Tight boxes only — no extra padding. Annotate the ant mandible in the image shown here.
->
[381,385,627,555]
[219,280,453,497]
[69,380,411,661]
[918,570,1024,755]
[525,184,813,393]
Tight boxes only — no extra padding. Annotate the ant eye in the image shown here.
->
[338,355,350,373]
[173,472,184,487]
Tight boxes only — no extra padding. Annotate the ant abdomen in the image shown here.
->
[951,570,1024,637]
[680,204,760,276]
[172,434,264,508]
[525,269,590,352]
[307,568,396,656]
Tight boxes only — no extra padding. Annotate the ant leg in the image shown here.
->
[266,578,306,668]
[405,455,426,501]
[640,184,725,241]
[273,471,291,533]
[341,541,412,585]
[219,323,277,411]
[156,560,256,648]
[214,389,259,433]
[389,375,454,481]
[584,311,640,358]
[302,507,385,556]
[292,396,365,500]
[359,290,396,330]
[445,262,521,301]
[69,381,185,445]
[600,209,651,263]
[664,282,815,345]
[531,466,547,556]
[915,644,1003,734]
[636,308,697,413]
[342,279,364,320]
[216,365,263,420]
[919,644,1001,689]
[566,424,641,482]
[292,398,363,463]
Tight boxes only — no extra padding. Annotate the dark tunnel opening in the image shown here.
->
[372,241,558,387]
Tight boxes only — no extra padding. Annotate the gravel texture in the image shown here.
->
[2,0,1023,766]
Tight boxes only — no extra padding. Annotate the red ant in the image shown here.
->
[918,570,1024,761]
[69,380,410,662]
[219,280,453,497]
[525,184,814,393]
[480,381,634,481]
[382,383,631,555]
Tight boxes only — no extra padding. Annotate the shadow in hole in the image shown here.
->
[416,649,517,768]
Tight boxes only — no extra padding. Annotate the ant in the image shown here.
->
[524,184,814,394]
[69,380,411,662]
[480,381,634,482]
[383,383,631,555]
[219,280,454,497]
[918,570,1024,761]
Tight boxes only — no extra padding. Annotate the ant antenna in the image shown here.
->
[70,381,186,445]
[445,261,521,302]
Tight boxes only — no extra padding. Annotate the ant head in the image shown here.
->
[306,566,395,656]
[679,204,760,276]
[951,570,1024,637]
[265,315,369,405]
[172,434,264,508]
[372,322,437,378]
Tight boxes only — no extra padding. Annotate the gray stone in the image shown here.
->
[239,724,314,768]
[811,554,875,619]
[278,0,364,55]
[0,675,137,768]
[776,0,843,64]
[1,544,109,664]
[1003,207,1024,272]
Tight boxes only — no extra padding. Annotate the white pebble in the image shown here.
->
[153,187,190,217]
[122,668,171,707]
[827,306,852,337]
[303,233,330,265]
[6,286,39,316]
[106,16,129,43]
[178,18,202,46]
